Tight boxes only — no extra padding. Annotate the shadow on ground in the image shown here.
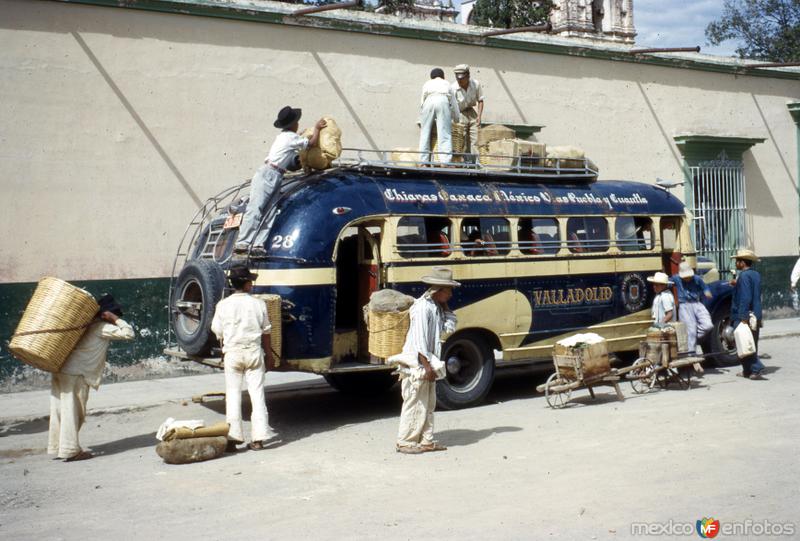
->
[91,432,158,457]
[435,426,522,447]
[0,417,50,438]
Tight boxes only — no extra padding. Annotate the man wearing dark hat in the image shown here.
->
[451,64,484,156]
[234,107,327,257]
[48,294,135,462]
[211,264,277,451]
[730,249,766,380]
[389,267,459,454]
[419,68,460,164]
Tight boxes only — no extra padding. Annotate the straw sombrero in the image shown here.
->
[421,267,461,287]
[730,248,759,262]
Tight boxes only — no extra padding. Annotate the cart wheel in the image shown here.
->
[544,373,571,409]
[629,359,654,394]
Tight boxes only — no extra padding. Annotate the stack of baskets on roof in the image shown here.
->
[364,289,415,361]
[9,277,100,373]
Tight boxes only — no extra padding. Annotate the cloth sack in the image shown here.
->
[733,322,756,358]
[299,116,342,170]
[156,436,227,465]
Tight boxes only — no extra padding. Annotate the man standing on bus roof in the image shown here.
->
[671,261,713,354]
[234,106,327,258]
[48,294,135,462]
[452,64,484,156]
[390,267,459,454]
[211,264,277,451]
[730,249,766,380]
[419,68,460,164]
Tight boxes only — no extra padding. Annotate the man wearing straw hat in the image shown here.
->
[647,272,675,326]
[671,261,713,354]
[211,264,277,451]
[48,295,135,462]
[730,249,766,380]
[390,267,459,454]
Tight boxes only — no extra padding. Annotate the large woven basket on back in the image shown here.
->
[9,277,99,373]
[255,294,282,367]
[367,309,410,359]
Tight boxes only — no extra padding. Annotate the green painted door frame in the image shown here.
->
[788,103,800,247]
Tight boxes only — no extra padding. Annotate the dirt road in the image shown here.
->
[1,337,798,540]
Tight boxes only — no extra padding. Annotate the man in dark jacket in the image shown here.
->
[730,249,765,380]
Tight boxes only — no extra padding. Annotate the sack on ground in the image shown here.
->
[734,322,756,358]
[156,436,227,465]
[299,116,342,170]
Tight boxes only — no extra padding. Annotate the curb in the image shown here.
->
[760,331,800,341]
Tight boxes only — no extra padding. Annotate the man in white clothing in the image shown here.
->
[452,64,484,156]
[790,254,800,311]
[390,267,459,454]
[235,106,327,258]
[48,294,135,461]
[418,68,460,164]
[211,264,276,451]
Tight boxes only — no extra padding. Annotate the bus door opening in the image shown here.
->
[660,217,682,276]
[357,225,382,359]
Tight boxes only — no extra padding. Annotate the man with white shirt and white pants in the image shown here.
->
[211,264,276,451]
[48,294,135,462]
[235,106,327,258]
[418,68,460,164]
[390,267,459,454]
[451,64,484,157]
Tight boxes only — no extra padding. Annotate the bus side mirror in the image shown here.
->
[662,229,677,251]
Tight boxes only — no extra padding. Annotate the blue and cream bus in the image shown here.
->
[167,151,735,409]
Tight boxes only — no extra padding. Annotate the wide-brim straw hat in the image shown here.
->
[647,272,672,286]
[422,266,461,287]
[730,248,759,262]
[678,262,694,278]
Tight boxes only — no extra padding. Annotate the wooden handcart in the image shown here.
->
[617,328,704,394]
[536,347,624,409]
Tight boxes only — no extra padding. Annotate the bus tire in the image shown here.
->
[171,259,226,356]
[436,331,495,410]
[701,301,738,367]
[323,371,397,394]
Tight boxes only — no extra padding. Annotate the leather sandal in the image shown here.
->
[248,441,266,451]
[396,445,423,455]
[418,442,447,452]
[64,450,93,462]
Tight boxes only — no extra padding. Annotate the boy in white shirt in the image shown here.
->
[211,264,276,451]
[647,272,675,326]
[235,106,327,257]
[418,68,460,163]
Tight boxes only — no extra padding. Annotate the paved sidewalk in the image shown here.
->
[761,316,800,340]
[0,371,325,424]
[1,317,797,425]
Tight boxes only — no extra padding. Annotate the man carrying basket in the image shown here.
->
[48,295,135,462]
[390,267,459,455]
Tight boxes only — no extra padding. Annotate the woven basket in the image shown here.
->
[9,277,99,373]
[255,294,282,367]
[431,123,466,163]
[367,309,410,359]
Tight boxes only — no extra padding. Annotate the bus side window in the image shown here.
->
[397,216,451,258]
[518,218,559,255]
[461,218,510,256]
[615,217,654,251]
[567,217,609,253]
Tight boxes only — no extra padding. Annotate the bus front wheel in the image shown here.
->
[436,332,495,410]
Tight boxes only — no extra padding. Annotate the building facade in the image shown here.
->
[1,0,798,383]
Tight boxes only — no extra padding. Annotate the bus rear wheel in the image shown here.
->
[436,332,495,410]
[702,301,738,367]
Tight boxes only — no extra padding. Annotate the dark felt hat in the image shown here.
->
[229,263,258,283]
[98,294,123,317]
[274,106,302,129]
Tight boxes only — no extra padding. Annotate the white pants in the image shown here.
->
[458,108,479,155]
[48,373,90,459]
[419,94,453,163]
[679,301,713,353]
[397,373,436,447]
[224,349,273,443]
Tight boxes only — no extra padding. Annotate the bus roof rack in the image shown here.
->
[332,148,598,183]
